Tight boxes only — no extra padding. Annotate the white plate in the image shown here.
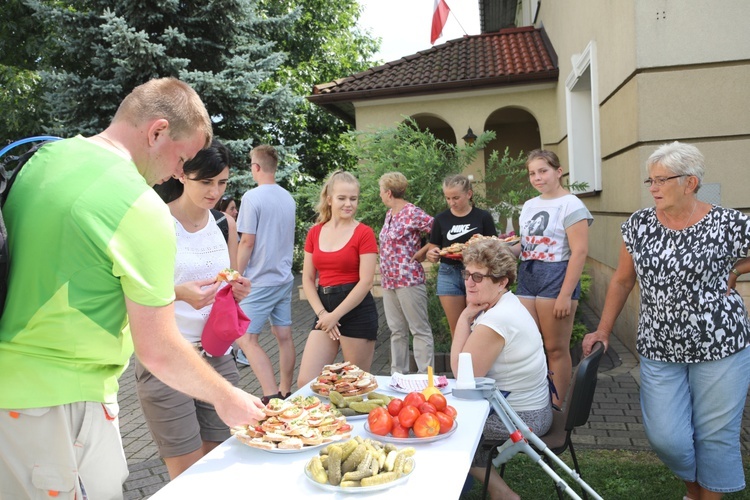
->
[309,383,378,400]
[304,460,415,493]
[388,374,450,394]
[339,412,369,420]
[364,420,457,444]
[235,434,330,454]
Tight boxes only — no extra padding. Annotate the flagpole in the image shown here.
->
[446,1,469,36]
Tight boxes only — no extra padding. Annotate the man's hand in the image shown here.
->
[175,278,221,309]
[582,330,610,356]
[214,386,266,428]
[229,276,251,302]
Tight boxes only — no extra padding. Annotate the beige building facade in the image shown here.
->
[310,0,750,354]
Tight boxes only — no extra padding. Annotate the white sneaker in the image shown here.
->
[236,349,250,366]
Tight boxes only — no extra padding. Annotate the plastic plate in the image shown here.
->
[235,434,331,454]
[304,460,414,493]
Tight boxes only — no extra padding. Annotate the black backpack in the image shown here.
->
[0,136,62,310]
[211,209,229,243]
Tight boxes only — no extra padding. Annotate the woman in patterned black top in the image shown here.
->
[583,142,750,499]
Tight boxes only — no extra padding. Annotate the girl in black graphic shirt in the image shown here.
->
[425,175,496,337]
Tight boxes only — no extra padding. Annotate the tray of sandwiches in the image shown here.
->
[310,362,378,398]
[232,395,352,453]
[439,234,521,260]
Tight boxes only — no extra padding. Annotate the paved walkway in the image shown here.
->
[119,275,750,499]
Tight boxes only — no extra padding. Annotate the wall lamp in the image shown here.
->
[462,128,477,145]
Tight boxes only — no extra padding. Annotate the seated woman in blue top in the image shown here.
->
[451,238,552,500]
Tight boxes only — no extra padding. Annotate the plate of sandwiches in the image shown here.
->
[309,362,379,398]
[232,395,352,453]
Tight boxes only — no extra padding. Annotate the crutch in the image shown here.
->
[454,379,603,500]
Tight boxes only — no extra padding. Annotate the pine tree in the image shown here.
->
[28,0,299,182]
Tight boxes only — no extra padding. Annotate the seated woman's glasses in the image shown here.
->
[461,270,501,283]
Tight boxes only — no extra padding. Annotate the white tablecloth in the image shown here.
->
[150,376,490,499]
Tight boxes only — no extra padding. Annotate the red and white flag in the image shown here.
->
[430,0,451,45]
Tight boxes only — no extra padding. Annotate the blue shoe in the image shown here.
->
[236,349,250,366]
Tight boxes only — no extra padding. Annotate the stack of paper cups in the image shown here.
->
[455,352,476,389]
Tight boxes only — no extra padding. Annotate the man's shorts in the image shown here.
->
[239,280,294,334]
[312,284,378,341]
[436,263,466,296]
[135,354,239,457]
[516,260,581,300]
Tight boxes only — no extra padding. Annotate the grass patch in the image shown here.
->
[460,449,750,499]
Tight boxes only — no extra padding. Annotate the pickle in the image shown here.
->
[341,444,367,473]
[348,401,381,414]
[369,454,380,476]
[341,469,372,482]
[343,395,364,404]
[366,392,392,404]
[340,439,359,461]
[308,456,328,484]
[356,450,374,473]
[384,450,398,472]
[328,444,342,486]
[339,480,361,488]
[393,448,416,474]
[329,391,346,408]
[336,407,357,417]
[361,471,400,486]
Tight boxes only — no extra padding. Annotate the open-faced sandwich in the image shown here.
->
[438,242,466,257]
[216,268,241,282]
[232,395,352,451]
[310,362,378,397]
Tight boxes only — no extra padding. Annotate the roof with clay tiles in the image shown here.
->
[308,26,558,122]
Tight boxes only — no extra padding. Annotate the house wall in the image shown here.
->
[535,0,750,353]
[354,84,558,152]
[345,0,750,356]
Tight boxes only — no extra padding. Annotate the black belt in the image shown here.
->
[318,283,357,295]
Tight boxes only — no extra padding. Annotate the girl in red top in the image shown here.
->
[297,171,379,388]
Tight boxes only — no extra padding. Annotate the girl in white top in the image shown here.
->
[137,140,257,480]
[452,238,551,500]
[510,150,592,409]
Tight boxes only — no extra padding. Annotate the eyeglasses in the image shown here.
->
[643,175,686,187]
[461,270,502,283]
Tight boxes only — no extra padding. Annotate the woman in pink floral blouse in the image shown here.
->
[378,173,435,374]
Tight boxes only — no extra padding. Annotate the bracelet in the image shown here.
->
[731,268,741,278]
[317,308,326,316]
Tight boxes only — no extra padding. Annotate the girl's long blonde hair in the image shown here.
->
[316,170,360,224]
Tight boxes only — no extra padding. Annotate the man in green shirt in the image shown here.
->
[0,77,265,499]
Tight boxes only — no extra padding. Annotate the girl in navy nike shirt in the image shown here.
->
[426,175,496,337]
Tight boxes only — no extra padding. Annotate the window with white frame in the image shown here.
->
[565,41,601,193]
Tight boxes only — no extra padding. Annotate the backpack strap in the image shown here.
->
[1,136,63,207]
[211,209,229,243]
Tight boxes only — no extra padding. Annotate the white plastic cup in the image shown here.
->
[455,352,476,389]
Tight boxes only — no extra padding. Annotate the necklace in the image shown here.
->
[182,208,206,228]
[678,201,698,231]
[665,201,698,250]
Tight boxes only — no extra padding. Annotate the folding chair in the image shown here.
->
[480,341,605,499]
